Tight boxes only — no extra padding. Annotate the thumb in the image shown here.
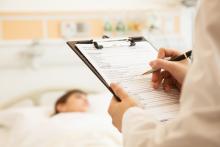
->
[150,59,176,74]
[110,83,128,100]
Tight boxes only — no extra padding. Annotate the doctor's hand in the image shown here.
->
[108,83,137,132]
[150,48,189,91]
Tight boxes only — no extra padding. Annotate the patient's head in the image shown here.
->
[54,89,89,114]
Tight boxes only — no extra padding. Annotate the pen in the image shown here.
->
[142,50,192,75]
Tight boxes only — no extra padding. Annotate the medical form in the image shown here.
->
[70,38,179,121]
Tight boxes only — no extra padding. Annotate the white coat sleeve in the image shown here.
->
[122,0,220,147]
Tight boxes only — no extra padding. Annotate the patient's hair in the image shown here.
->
[54,89,87,115]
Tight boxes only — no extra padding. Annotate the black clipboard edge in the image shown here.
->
[67,41,121,102]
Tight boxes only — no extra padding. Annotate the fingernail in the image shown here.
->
[149,61,155,67]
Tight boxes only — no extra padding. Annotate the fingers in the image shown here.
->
[152,70,165,89]
[162,78,173,92]
[150,59,175,74]
[152,71,170,89]
[157,48,181,59]
[110,83,129,100]
[157,48,166,59]
[150,48,182,88]
[152,68,161,84]
[149,48,186,92]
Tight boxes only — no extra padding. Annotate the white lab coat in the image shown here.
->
[122,0,220,147]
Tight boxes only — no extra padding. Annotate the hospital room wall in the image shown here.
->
[0,0,193,41]
[0,0,195,100]
[0,11,181,40]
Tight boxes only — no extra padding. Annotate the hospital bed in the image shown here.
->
[0,87,122,147]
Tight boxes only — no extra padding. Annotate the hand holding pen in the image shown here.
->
[146,48,191,91]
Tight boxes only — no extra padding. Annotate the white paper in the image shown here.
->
[76,40,179,121]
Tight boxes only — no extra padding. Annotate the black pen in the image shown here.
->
[142,50,192,75]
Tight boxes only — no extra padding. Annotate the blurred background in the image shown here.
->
[0,0,197,101]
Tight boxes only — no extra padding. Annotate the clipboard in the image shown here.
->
[66,36,157,102]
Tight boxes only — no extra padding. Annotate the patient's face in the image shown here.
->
[58,93,89,113]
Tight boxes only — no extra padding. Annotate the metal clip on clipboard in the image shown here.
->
[74,36,146,49]
[93,36,145,49]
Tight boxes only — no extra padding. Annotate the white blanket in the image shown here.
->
[0,109,122,147]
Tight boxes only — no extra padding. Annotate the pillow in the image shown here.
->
[88,92,112,114]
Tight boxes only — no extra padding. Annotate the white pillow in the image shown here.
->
[88,92,112,114]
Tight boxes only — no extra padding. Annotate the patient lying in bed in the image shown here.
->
[0,90,122,147]
[54,89,89,114]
